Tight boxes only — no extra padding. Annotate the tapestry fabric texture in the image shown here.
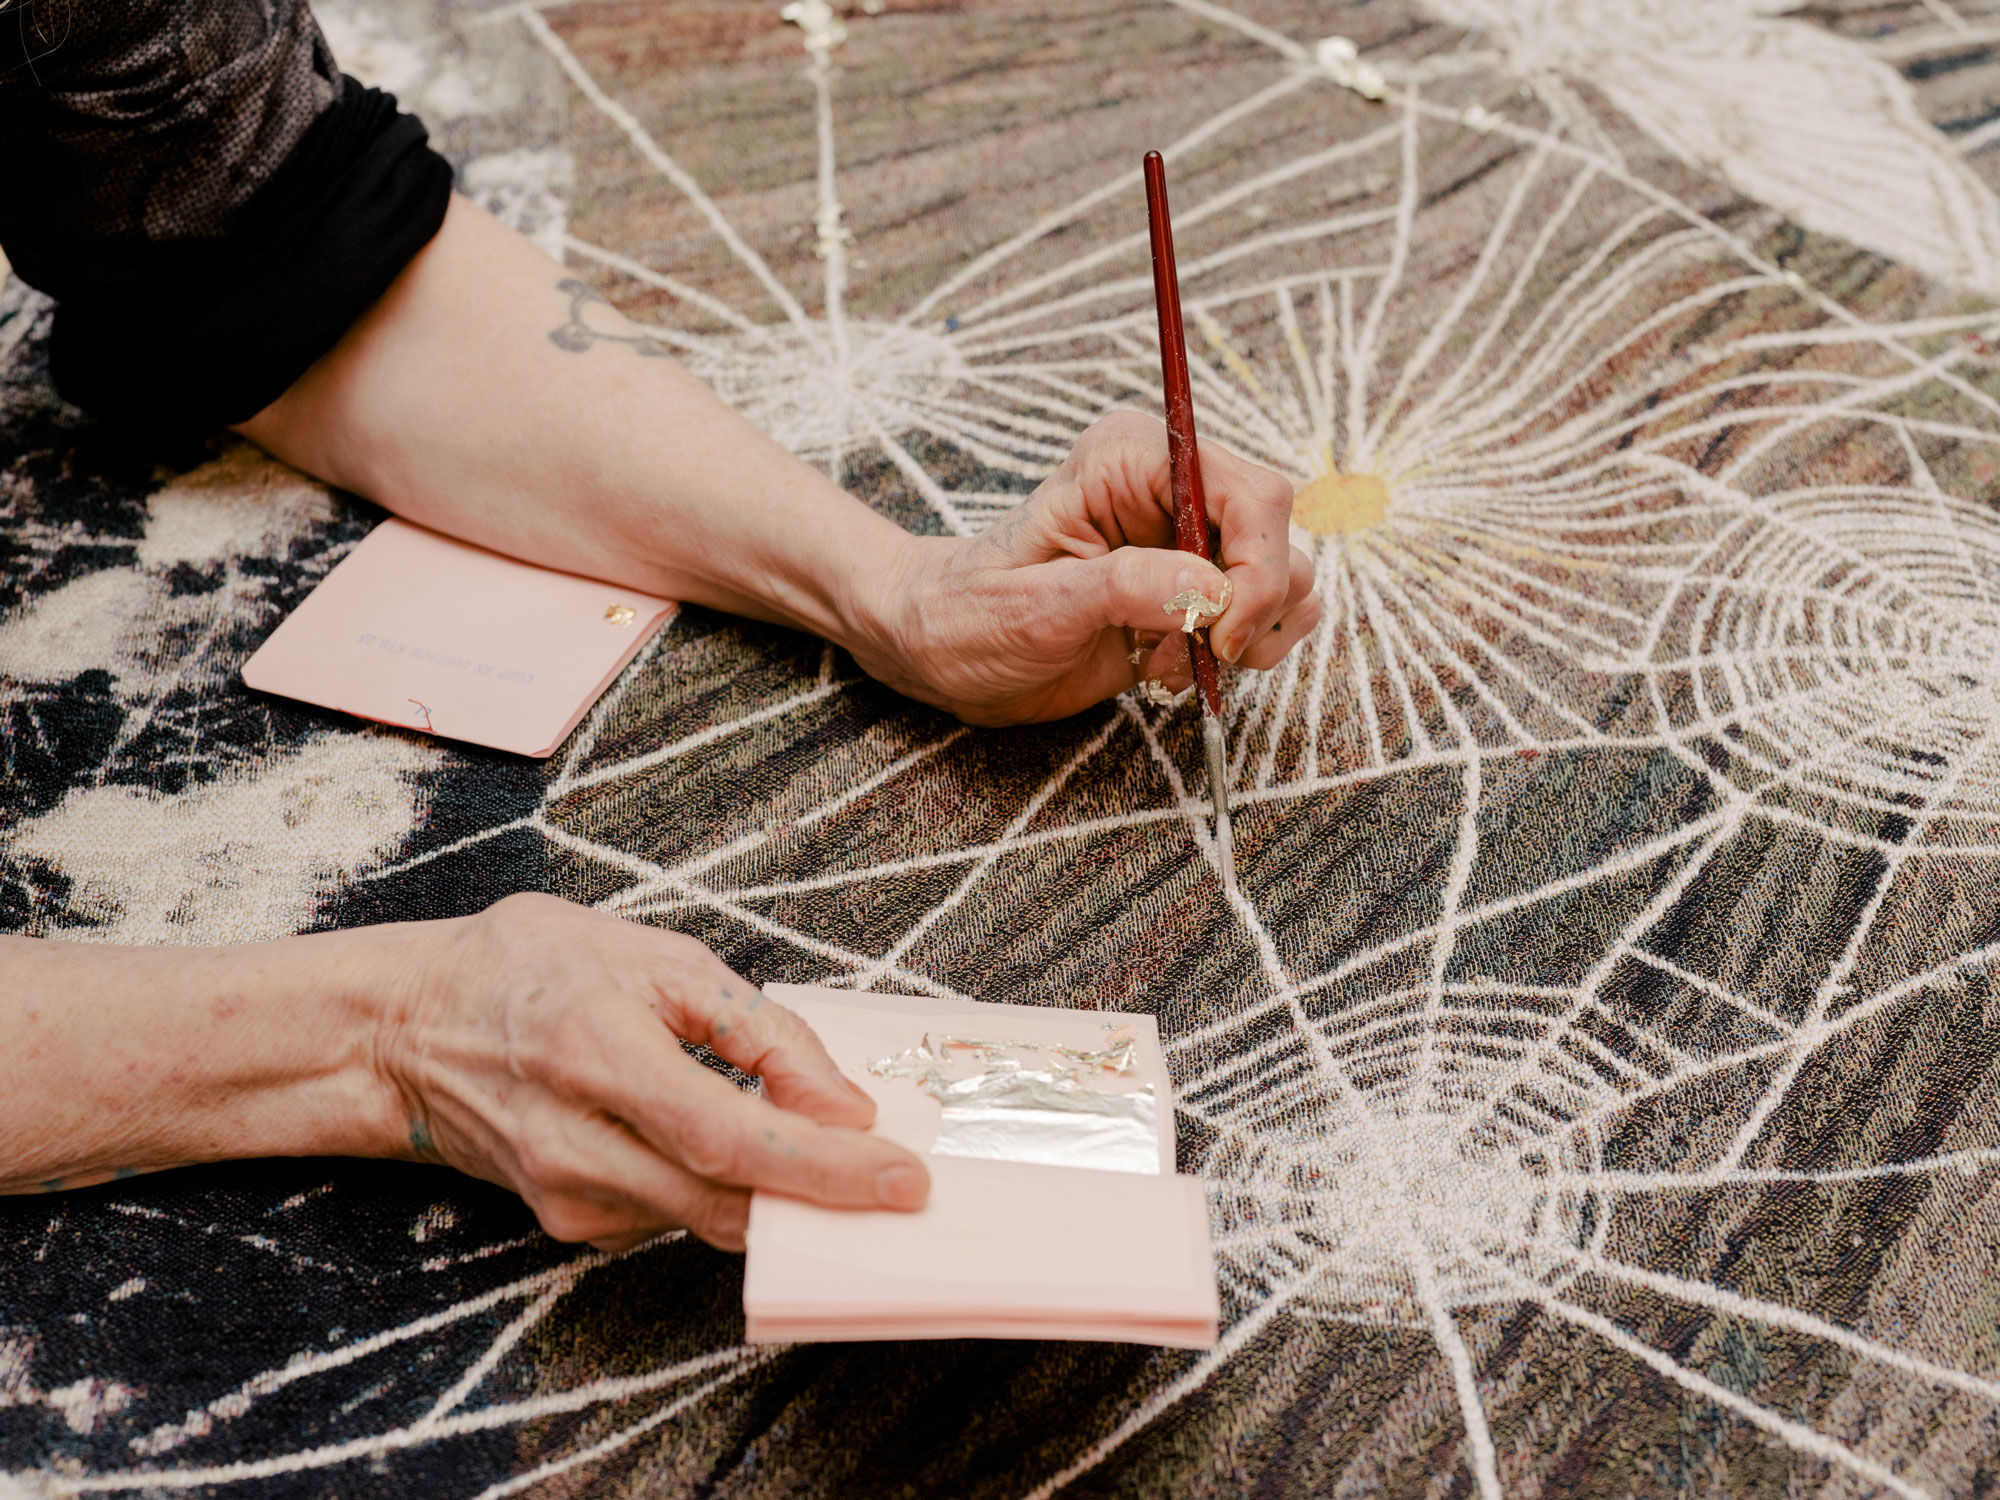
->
[6,0,2000,1495]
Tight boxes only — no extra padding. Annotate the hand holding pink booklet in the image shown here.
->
[745,985,1220,1349]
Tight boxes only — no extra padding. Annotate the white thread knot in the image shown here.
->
[1313,36,1388,101]
[780,0,847,54]
[813,201,856,260]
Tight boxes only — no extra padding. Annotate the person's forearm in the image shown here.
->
[0,931,414,1193]
[236,196,916,654]
[0,898,931,1249]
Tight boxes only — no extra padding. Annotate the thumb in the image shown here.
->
[1041,547,1232,641]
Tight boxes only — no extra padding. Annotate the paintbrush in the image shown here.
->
[1142,149,1237,895]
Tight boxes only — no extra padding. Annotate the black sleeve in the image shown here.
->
[0,0,453,437]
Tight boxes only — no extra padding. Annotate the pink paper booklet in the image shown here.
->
[242,518,675,758]
[744,985,1220,1349]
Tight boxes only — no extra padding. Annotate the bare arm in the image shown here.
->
[0,196,1325,1232]
[237,196,909,652]
[0,927,406,1193]
[0,897,927,1251]
[238,196,1321,724]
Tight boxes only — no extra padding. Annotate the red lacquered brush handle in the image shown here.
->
[1143,150,1224,718]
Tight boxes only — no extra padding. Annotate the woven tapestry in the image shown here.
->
[8,0,2000,1494]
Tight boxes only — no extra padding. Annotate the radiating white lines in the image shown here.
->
[463,1357,773,1500]
[1014,1278,1305,1500]
[1485,1269,1931,1499]
[45,0,2000,1492]
[410,1283,570,1436]
[38,1243,775,1495]
[121,1257,599,1462]
[515,7,815,336]
[52,1346,762,1495]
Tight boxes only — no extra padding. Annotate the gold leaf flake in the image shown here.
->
[1164,580,1231,632]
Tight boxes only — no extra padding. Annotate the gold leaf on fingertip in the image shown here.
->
[1165,586,1228,633]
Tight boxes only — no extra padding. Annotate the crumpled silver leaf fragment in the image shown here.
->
[1164,580,1231,633]
[869,1029,1160,1175]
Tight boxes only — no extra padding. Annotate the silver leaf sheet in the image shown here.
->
[933,1067,1159,1175]
[869,1033,1161,1175]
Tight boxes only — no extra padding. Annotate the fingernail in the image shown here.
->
[876,1163,927,1210]
[843,1075,873,1103]
[1218,630,1243,663]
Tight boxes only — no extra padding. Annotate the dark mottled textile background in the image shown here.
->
[10,0,2000,1494]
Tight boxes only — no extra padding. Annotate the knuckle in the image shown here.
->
[753,1002,809,1050]
[777,1009,821,1051]
[484,890,571,928]
[475,892,585,957]
[654,929,715,968]
[539,1049,599,1105]
[539,1017,616,1098]
[655,936,744,1006]
[675,1127,743,1184]
[512,1133,584,1191]
[1081,410,1162,468]
[533,1196,611,1245]
[1092,409,1152,443]
[1229,451,1285,494]
[685,1188,751,1250]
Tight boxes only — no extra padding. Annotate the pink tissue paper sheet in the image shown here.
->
[743,985,1221,1349]
[242,518,675,758]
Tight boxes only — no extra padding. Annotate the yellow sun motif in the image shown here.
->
[1291,471,1391,534]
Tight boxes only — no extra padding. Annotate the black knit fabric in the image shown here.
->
[0,0,453,435]
[0,0,341,257]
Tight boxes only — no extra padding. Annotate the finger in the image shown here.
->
[1194,446,1302,662]
[510,1108,755,1250]
[1052,413,1297,656]
[586,1197,751,1256]
[547,1180,750,1253]
[1121,629,1168,671]
[642,944,876,1131]
[1044,627,1189,720]
[1237,588,1324,671]
[1285,543,1317,608]
[1235,547,1318,669]
[1140,631,1196,691]
[1053,410,1180,551]
[591,1012,931,1212]
[1036,547,1233,646]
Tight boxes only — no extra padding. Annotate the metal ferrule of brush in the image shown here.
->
[1201,715,1236,890]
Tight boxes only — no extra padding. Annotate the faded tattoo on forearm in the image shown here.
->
[547,277,670,358]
